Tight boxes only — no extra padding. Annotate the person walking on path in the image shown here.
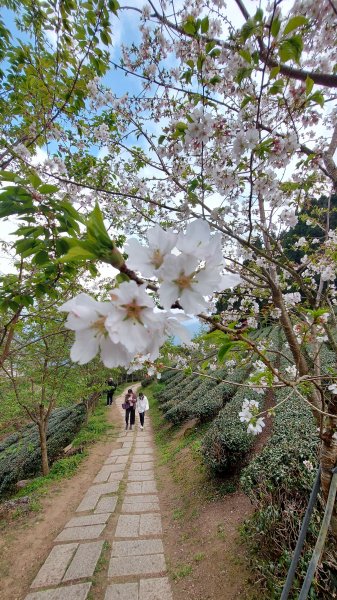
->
[106,378,117,406]
[137,391,149,430]
[123,388,137,430]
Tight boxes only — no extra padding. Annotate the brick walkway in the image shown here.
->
[25,389,173,600]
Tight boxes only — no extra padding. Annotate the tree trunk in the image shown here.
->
[37,419,49,476]
[320,401,337,536]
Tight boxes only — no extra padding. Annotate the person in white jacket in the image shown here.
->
[137,392,149,430]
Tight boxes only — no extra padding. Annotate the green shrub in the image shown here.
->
[141,376,154,387]
[201,387,263,472]
[239,386,323,598]
[160,370,178,384]
[0,404,86,496]
[163,377,216,423]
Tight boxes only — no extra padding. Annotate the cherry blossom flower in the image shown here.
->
[105,281,159,354]
[159,253,224,313]
[125,224,177,277]
[176,219,223,265]
[58,293,130,366]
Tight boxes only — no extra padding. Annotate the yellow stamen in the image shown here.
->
[152,249,163,269]
[121,299,146,323]
[174,272,193,290]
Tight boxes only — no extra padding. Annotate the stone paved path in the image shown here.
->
[25,389,173,600]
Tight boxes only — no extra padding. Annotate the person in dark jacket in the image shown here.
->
[106,378,117,406]
[123,388,137,430]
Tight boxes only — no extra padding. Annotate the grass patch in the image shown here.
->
[72,402,114,447]
[173,508,185,520]
[193,552,205,562]
[172,564,193,580]
[15,453,86,498]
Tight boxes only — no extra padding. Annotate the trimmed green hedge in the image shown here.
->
[0,404,86,496]
[163,377,218,423]
[201,387,263,472]
[240,385,321,598]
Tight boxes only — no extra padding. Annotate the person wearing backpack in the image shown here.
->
[106,378,117,406]
[137,391,149,430]
[123,388,137,430]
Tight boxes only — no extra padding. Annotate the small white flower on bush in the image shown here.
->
[303,460,314,471]
[328,383,337,395]
[239,398,265,435]
[247,418,265,435]
[285,365,297,379]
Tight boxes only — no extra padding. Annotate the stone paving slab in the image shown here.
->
[139,513,162,536]
[55,524,105,542]
[109,448,130,456]
[104,456,118,464]
[112,539,164,556]
[105,582,138,600]
[139,577,173,600]
[108,554,166,577]
[124,494,159,504]
[63,541,103,581]
[76,482,119,512]
[76,493,100,512]
[132,455,154,463]
[133,449,153,456]
[129,463,154,471]
[26,583,92,600]
[127,472,154,481]
[66,514,109,528]
[90,482,120,495]
[108,472,124,482]
[122,501,160,513]
[94,496,117,514]
[115,514,140,538]
[127,481,155,493]
[115,455,129,464]
[31,543,78,588]
[95,465,125,483]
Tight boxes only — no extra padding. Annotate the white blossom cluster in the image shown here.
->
[239,399,266,435]
[59,219,230,368]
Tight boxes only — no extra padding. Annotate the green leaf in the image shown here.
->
[307,91,324,107]
[241,19,256,42]
[268,78,285,94]
[0,170,20,182]
[218,341,234,361]
[236,66,253,84]
[279,35,303,64]
[86,203,111,246]
[59,245,97,262]
[269,65,280,79]
[254,8,263,22]
[241,95,254,108]
[200,16,209,33]
[239,49,252,64]
[305,76,314,95]
[115,273,130,284]
[182,17,197,35]
[38,184,59,194]
[33,250,49,265]
[270,17,281,37]
[283,15,308,36]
